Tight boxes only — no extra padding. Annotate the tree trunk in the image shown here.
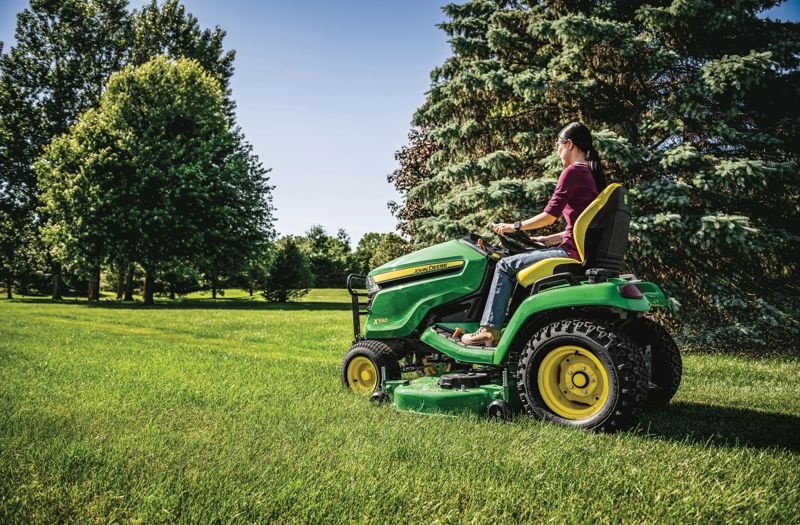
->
[116,263,125,300]
[211,275,218,299]
[5,272,12,300]
[248,287,253,297]
[52,261,62,300]
[124,265,134,301]
[88,267,101,301]
[143,266,154,305]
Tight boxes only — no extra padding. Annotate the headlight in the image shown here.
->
[366,276,380,295]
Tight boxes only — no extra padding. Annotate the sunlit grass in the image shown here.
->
[1,290,798,523]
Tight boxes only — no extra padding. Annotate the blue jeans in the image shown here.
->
[481,247,568,329]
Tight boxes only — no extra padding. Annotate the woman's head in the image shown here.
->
[557,122,606,190]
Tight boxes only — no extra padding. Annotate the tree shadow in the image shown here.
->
[640,402,800,452]
[8,297,351,311]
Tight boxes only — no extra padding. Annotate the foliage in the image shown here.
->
[393,0,800,349]
[0,0,131,298]
[262,238,312,302]
[131,0,236,118]
[295,225,353,288]
[370,233,412,269]
[351,232,383,275]
[157,259,202,298]
[36,56,265,305]
[387,128,439,239]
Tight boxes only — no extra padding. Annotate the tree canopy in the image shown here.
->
[0,0,274,300]
[37,56,273,304]
[391,0,800,348]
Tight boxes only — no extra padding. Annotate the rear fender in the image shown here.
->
[491,281,653,365]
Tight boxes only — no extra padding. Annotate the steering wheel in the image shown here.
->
[498,230,548,252]
[476,236,504,257]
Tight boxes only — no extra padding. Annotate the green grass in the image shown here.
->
[1,290,798,523]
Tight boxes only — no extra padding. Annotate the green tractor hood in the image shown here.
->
[365,240,487,338]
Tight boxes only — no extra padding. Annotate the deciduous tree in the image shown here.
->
[0,0,131,299]
[38,56,266,305]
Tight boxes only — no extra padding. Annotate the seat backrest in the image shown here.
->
[572,183,630,273]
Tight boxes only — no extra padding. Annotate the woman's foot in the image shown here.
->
[461,326,500,347]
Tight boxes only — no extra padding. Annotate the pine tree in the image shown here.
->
[262,238,313,303]
[394,0,800,349]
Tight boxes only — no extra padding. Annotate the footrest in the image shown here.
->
[432,325,488,349]
[421,325,496,365]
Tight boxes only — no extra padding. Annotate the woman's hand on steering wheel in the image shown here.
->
[492,222,515,236]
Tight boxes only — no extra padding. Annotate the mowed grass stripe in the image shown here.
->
[1,290,799,523]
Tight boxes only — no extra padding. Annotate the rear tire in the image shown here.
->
[516,319,647,432]
[618,317,682,409]
[340,340,400,395]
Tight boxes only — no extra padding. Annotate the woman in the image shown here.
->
[462,122,607,347]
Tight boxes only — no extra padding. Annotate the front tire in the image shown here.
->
[516,319,647,432]
[340,340,400,395]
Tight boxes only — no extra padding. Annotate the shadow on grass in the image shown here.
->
[8,297,351,311]
[641,402,800,452]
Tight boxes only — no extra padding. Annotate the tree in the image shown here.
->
[387,128,439,240]
[130,0,274,294]
[370,234,412,269]
[131,0,236,117]
[396,0,800,349]
[0,0,131,299]
[37,56,260,305]
[1,0,274,300]
[296,225,352,287]
[352,232,383,275]
[262,238,313,303]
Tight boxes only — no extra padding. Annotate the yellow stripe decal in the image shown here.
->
[372,260,465,284]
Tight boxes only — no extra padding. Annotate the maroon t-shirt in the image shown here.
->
[543,163,599,260]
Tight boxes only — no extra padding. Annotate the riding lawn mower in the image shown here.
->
[341,184,682,432]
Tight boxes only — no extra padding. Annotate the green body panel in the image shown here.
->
[634,281,671,308]
[491,279,654,364]
[420,328,495,364]
[420,280,666,365]
[365,240,487,338]
[383,377,505,416]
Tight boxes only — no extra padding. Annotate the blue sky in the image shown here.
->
[1,0,798,246]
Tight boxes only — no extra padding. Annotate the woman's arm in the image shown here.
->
[492,211,557,235]
[531,231,564,246]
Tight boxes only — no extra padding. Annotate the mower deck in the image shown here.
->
[383,374,509,417]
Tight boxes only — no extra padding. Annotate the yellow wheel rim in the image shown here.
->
[346,356,379,394]
[537,345,610,420]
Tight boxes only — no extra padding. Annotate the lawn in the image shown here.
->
[1,290,798,523]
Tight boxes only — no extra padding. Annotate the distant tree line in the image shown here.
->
[262,227,411,303]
